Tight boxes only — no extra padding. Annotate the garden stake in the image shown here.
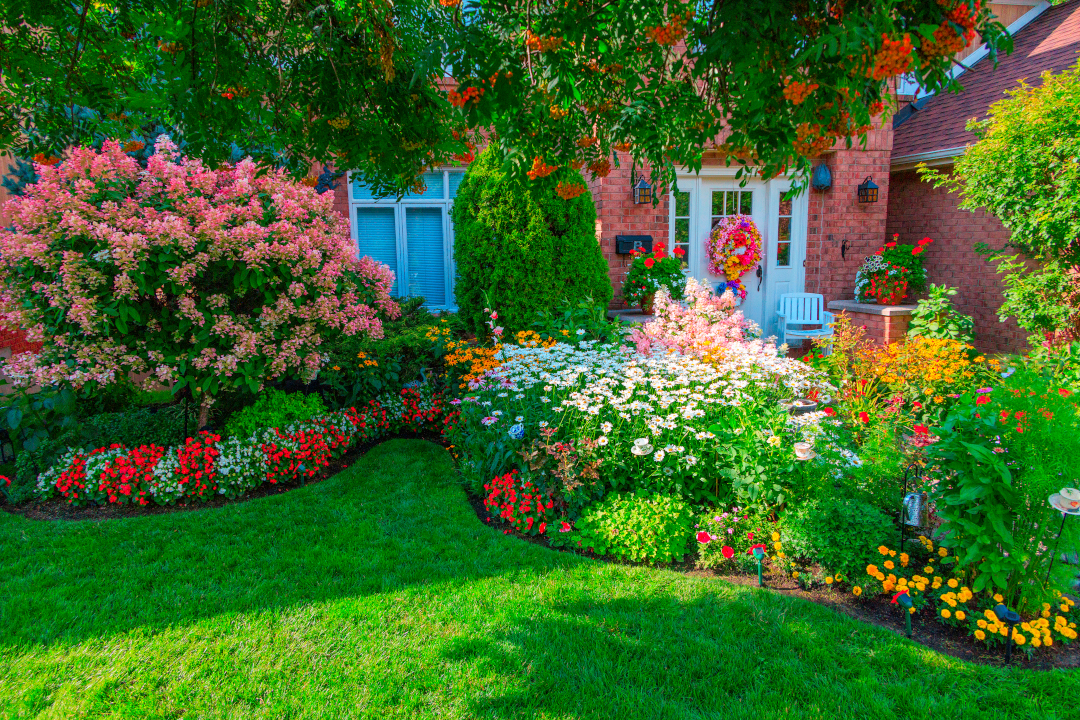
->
[1045,512,1068,586]
[753,546,765,587]
[894,591,913,638]
[995,603,1020,666]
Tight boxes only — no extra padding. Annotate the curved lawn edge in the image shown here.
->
[1,440,1077,720]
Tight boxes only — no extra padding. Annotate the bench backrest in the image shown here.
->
[778,293,826,323]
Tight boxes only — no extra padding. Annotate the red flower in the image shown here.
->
[697,531,713,544]
[911,246,924,256]
[559,521,572,533]
[884,242,896,248]
[673,247,686,257]
[747,543,767,556]
[1000,410,1011,421]
[891,591,909,605]
[722,545,735,559]
[858,411,870,424]
[918,237,933,245]
[539,522,546,533]
[747,532,754,542]
[976,395,990,405]
[912,401,922,410]
[1059,388,1073,398]
[643,257,655,269]
[913,424,928,435]
[823,407,836,416]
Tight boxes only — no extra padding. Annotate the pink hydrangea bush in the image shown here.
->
[630,278,759,358]
[0,138,398,423]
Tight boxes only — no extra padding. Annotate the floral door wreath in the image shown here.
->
[706,215,762,302]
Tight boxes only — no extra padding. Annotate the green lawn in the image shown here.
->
[1,439,1076,719]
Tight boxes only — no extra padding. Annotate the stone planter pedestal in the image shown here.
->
[827,300,916,346]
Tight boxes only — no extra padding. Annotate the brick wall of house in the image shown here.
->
[802,124,894,313]
[885,168,1027,353]
[0,325,41,357]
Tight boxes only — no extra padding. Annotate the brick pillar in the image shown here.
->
[828,300,914,346]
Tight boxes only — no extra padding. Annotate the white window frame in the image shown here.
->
[347,168,465,310]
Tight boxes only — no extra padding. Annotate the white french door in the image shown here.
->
[671,172,807,338]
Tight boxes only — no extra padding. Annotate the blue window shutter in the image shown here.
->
[405,207,446,306]
[355,206,399,296]
[351,175,376,200]
[448,171,466,198]
[403,172,445,200]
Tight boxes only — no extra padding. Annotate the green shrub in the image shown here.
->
[781,497,896,580]
[907,285,975,345]
[83,405,192,448]
[451,147,612,336]
[223,389,327,439]
[531,296,626,345]
[694,506,774,573]
[551,491,695,564]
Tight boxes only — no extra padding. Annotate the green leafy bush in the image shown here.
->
[551,491,695,564]
[223,390,328,439]
[781,497,896,580]
[451,147,612,336]
[908,285,975,345]
[695,506,774,573]
[83,405,193,448]
[531,297,626,345]
[927,369,1080,611]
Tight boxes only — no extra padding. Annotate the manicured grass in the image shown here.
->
[1,439,1077,719]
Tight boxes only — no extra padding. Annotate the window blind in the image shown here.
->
[354,206,399,296]
[405,207,446,306]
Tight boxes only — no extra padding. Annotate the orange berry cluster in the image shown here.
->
[526,156,558,180]
[783,79,819,105]
[31,153,61,166]
[920,3,979,61]
[613,142,632,152]
[158,41,183,54]
[646,10,693,47]
[447,85,484,108]
[555,181,587,200]
[576,136,598,148]
[549,105,568,120]
[327,116,351,129]
[868,100,885,117]
[588,158,611,178]
[438,0,461,7]
[867,33,913,80]
[793,123,834,158]
[525,31,564,52]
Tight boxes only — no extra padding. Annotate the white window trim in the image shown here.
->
[346,168,465,310]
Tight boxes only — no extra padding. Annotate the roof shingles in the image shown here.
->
[892,0,1080,160]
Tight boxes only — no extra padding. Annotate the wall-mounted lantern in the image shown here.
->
[811,163,832,191]
[857,176,879,203]
[632,175,653,205]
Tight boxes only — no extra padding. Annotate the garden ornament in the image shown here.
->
[1045,488,1080,585]
[995,603,1021,665]
[892,591,913,638]
[902,492,928,528]
[750,544,766,587]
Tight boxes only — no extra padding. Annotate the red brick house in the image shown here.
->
[0,2,1069,359]
[887,0,1080,352]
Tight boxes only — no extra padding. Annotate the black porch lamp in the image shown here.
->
[857,176,879,203]
[630,165,654,205]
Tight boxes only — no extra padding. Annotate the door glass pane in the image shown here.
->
[355,207,399,295]
[779,198,792,216]
[448,171,466,198]
[776,242,791,267]
[711,191,724,216]
[740,192,752,214]
[405,207,446,305]
[675,190,690,216]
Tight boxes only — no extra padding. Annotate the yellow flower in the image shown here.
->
[792,571,800,579]
[1061,604,1070,612]
[884,560,895,570]
[777,552,785,559]
[899,553,910,567]
[956,611,966,621]
[938,547,948,557]
[909,607,916,615]
[888,550,896,557]
[332,365,341,371]
[1014,633,1026,646]
[916,582,926,592]
[924,566,934,574]
[941,609,951,619]
[826,576,834,585]
[985,609,999,622]
[773,542,782,551]
[1032,637,1042,648]
[977,619,987,629]
[947,579,958,589]
[853,586,862,597]
[882,581,895,592]
[835,573,844,582]
[992,594,1003,602]
[934,396,944,403]
[974,629,986,641]
[1045,637,1054,647]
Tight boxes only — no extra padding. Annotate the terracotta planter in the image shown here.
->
[640,293,655,315]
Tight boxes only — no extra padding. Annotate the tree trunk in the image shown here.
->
[197,394,211,430]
